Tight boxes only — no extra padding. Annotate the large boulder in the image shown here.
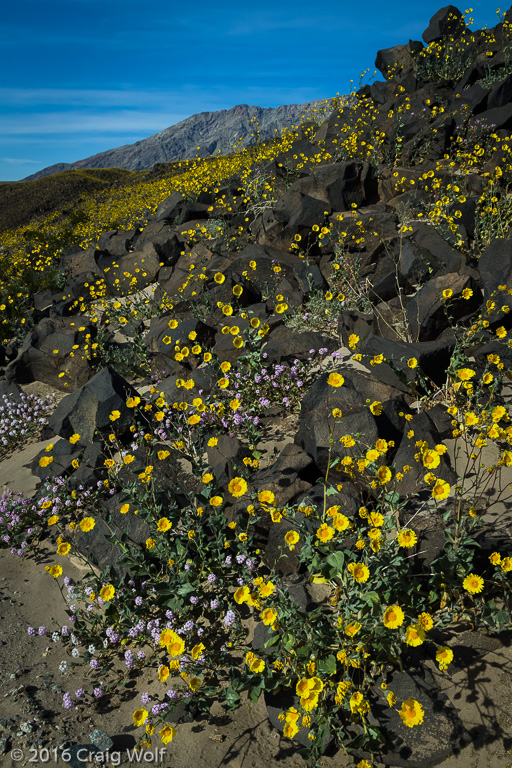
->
[274,185,331,231]
[143,315,216,359]
[153,191,185,222]
[487,72,512,110]
[366,664,469,767]
[295,368,407,472]
[405,273,481,341]
[422,5,466,43]
[131,221,185,266]
[59,245,102,280]
[261,329,339,366]
[206,434,254,489]
[375,43,419,88]
[98,244,162,294]
[96,228,139,258]
[264,686,333,751]
[313,161,378,211]
[30,438,82,482]
[359,334,456,389]
[48,365,140,445]
[255,443,314,512]
[225,244,323,306]
[393,410,457,498]
[4,317,95,392]
[477,237,512,324]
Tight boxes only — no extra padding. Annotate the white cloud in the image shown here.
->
[0,85,327,142]
[0,88,179,107]
[0,110,190,136]
[0,157,41,164]
[0,85,325,111]
[0,135,160,146]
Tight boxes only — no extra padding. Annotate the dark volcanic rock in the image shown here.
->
[359,334,456,389]
[295,368,407,472]
[48,366,140,445]
[255,442,314,521]
[4,317,95,391]
[225,244,321,305]
[313,161,378,211]
[98,246,162,294]
[206,435,253,489]
[74,491,152,574]
[375,44,418,86]
[97,229,138,258]
[405,273,481,341]
[30,438,82,482]
[144,316,216,359]
[369,664,470,767]
[59,246,102,280]
[274,185,331,230]
[477,237,512,321]
[264,687,333,752]
[153,191,185,222]
[261,329,339,366]
[422,5,466,43]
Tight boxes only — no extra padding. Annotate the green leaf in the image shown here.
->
[317,654,337,675]
[366,725,386,749]
[348,733,370,750]
[224,687,241,711]
[300,545,313,563]
[164,598,182,612]
[249,684,263,703]
[283,634,296,652]
[496,609,510,628]
[154,585,174,596]
[325,486,339,496]
[175,539,185,556]
[176,583,195,596]
[363,591,381,605]
[326,551,345,573]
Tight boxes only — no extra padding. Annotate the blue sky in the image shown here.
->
[0,0,502,181]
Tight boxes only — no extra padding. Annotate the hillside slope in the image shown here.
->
[2,5,512,768]
[23,101,328,181]
[0,168,140,234]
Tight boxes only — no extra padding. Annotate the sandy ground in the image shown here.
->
[1,381,512,768]
[1,528,512,768]
[0,538,328,768]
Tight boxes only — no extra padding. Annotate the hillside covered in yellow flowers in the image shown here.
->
[1,6,512,768]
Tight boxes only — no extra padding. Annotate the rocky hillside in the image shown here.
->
[1,5,512,768]
[23,101,329,181]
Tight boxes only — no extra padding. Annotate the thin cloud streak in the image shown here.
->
[0,157,41,164]
[0,86,326,109]
[0,88,177,107]
[0,111,192,136]
[0,104,329,138]
[0,135,154,147]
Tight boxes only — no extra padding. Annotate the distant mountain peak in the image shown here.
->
[23,100,331,182]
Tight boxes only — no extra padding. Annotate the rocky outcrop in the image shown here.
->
[4,5,512,766]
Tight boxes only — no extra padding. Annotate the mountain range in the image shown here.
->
[23,101,331,182]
